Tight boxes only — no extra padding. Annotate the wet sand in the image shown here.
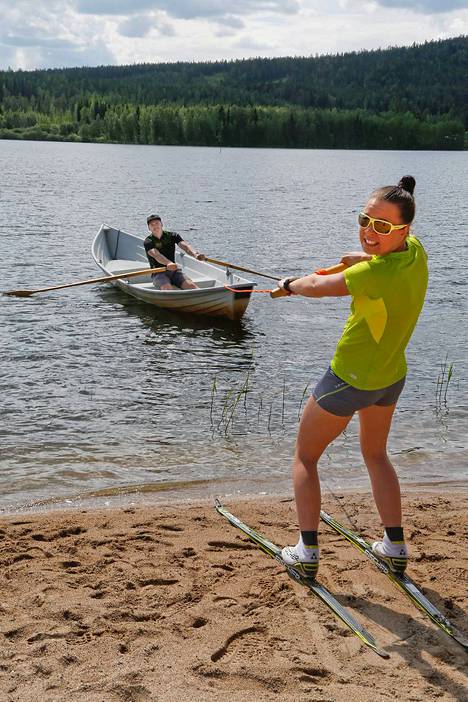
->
[0,491,467,701]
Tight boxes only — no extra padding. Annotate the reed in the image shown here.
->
[435,354,455,413]
[298,382,310,419]
[210,368,318,438]
[210,376,218,424]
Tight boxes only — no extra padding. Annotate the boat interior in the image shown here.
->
[105,259,218,290]
[94,226,231,291]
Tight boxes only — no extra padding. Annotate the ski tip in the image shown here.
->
[375,647,390,659]
[452,634,468,652]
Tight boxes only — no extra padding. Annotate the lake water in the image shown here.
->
[0,140,467,513]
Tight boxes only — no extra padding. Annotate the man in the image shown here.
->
[143,214,206,290]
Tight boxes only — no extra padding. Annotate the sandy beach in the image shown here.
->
[0,490,467,701]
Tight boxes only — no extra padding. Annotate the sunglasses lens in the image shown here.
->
[358,213,370,228]
[373,220,392,235]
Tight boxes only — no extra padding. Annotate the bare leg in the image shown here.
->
[293,398,352,531]
[358,403,401,527]
[181,277,197,290]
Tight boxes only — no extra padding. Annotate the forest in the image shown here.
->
[0,36,466,150]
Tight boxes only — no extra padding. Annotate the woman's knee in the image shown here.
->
[294,447,320,471]
[361,447,390,467]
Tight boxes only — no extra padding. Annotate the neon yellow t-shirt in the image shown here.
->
[331,236,428,390]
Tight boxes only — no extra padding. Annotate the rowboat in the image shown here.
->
[91,225,256,320]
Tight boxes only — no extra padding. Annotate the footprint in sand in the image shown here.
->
[210,625,266,663]
[207,540,255,551]
[59,560,81,569]
[138,577,179,587]
[57,526,87,538]
[158,524,184,532]
[296,665,332,683]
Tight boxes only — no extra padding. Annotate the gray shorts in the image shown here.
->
[152,270,186,289]
[313,367,405,417]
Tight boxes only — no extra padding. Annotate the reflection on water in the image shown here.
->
[0,141,467,512]
[98,285,256,347]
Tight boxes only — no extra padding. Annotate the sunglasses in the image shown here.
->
[358,212,409,236]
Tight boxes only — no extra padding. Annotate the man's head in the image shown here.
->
[147,214,162,235]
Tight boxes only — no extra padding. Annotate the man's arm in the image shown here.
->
[147,248,177,270]
[177,240,205,260]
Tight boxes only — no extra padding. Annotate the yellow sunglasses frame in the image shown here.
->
[358,212,409,236]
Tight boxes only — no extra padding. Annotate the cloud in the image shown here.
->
[1,36,77,49]
[0,0,467,70]
[38,42,116,68]
[216,15,245,30]
[374,0,468,12]
[76,0,155,14]
[0,0,117,69]
[0,41,116,70]
[118,14,176,38]
[75,0,301,20]
[233,35,277,51]
[118,15,153,38]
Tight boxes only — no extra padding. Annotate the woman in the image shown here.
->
[279,176,428,578]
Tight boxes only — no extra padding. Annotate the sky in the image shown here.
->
[0,0,467,71]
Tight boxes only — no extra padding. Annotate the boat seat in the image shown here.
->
[189,275,217,288]
[106,259,147,275]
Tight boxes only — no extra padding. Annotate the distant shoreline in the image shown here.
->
[1,133,466,151]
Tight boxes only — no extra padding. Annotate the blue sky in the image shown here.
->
[0,0,467,70]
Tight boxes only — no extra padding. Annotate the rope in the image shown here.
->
[224,285,273,294]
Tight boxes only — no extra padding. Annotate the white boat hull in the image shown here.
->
[91,225,255,320]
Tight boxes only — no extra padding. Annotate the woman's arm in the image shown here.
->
[282,253,371,298]
[341,252,372,266]
[286,272,349,298]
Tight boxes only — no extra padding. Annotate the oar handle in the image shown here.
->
[204,257,280,282]
[270,262,347,299]
[315,262,347,276]
[3,266,167,297]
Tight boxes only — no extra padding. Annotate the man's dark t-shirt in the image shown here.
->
[144,231,184,269]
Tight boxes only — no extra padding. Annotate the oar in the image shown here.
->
[204,257,281,282]
[2,266,167,298]
[270,262,347,298]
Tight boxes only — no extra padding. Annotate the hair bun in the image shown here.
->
[398,175,416,195]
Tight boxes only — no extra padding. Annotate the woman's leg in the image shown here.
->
[293,397,352,531]
[358,403,401,526]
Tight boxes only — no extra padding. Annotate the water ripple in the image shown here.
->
[0,141,467,510]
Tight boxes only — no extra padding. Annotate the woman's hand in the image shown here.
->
[279,277,298,295]
[167,262,178,271]
[340,252,372,267]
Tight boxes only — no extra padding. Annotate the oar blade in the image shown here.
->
[2,289,35,298]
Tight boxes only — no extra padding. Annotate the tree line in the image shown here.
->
[0,103,462,150]
[0,36,466,150]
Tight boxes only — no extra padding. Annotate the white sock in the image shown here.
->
[296,535,319,561]
[381,533,407,556]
